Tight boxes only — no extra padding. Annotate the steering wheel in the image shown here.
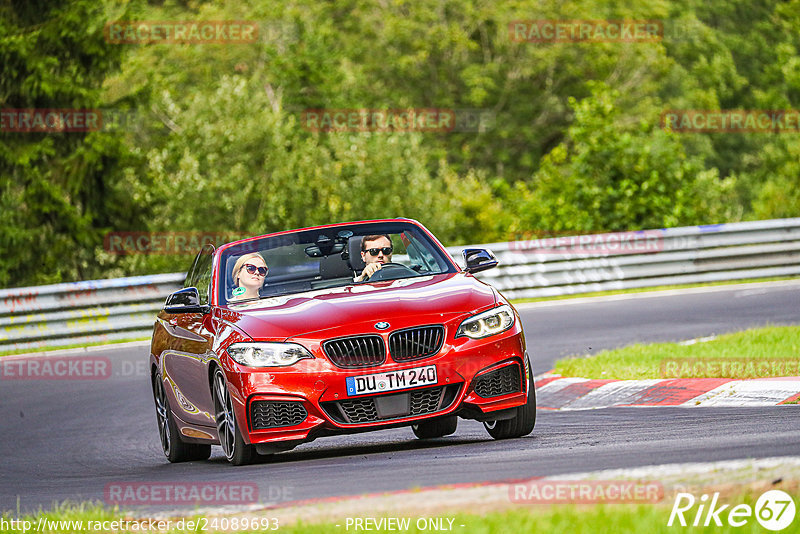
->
[362,262,417,282]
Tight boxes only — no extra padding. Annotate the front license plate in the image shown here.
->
[346,365,437,396]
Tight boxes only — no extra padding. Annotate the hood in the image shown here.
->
[219,273,496,340]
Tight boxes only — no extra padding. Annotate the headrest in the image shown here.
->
[347,236,366,271]
[319,253,354,279]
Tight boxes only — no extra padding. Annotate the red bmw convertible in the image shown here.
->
[149,219,535,465]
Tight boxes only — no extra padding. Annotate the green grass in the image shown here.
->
[510,275,800,305]
[2,489,794,533]
[0,337,148,357]
[553,325,800,379]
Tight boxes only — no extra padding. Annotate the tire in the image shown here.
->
[412,416,458,439]
[212,368,256,466]
[484,361,536,440]
[152,372,211,463]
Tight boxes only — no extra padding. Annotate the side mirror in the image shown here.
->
[463,248,498,274]
[164,287,210,314]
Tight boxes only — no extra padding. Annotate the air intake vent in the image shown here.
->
[473,364,522,398]
[321,384,462,424]
[250,401,307,430]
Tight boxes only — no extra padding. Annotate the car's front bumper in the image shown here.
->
[223,329,530,446]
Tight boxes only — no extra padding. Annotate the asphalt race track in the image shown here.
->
[2,282,800,514]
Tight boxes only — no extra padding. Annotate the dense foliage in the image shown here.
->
[1,0,798,286]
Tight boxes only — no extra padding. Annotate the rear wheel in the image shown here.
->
[152,372,211,462]
[412,416,457,439]
[484,363,536,440]
[213,368,256,466]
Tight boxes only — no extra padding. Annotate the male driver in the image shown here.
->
[355,234,393,281]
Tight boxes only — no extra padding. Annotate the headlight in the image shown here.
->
[226,342,314,367]
[456,305,515,339]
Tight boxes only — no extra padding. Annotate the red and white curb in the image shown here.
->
[534,374,800,410]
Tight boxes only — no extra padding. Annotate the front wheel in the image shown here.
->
[412,416,457,439]
[484,364,536,440]
[152,372,211,463]
[213,368,256,466]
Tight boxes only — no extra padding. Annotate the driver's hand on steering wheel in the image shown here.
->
[356,262,383,281]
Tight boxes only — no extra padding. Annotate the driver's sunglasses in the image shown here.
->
[243,264,268,276]
[365,247,393,257]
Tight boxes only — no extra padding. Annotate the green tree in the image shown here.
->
[8,0,799,284]
[131,75,507,259]
[512,83,735,233]
[0,0,139,287]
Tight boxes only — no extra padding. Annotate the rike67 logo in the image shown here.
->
[668,490,796,531]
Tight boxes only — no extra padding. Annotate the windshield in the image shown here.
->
[218,221,457,304]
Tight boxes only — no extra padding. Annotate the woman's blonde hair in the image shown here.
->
[232,252,267,287]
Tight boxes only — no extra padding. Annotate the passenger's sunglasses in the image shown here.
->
[365,247,393,256]
[243,264,268,276]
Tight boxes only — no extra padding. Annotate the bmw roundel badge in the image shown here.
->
[374,321,390,330]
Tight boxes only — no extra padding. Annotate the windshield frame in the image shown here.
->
[215,220,458,305]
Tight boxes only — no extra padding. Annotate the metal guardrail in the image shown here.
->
[0,273,185,352]
[2,218,799,352]
[446,217,800,299]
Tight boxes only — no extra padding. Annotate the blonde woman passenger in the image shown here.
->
[230,252,268,301]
